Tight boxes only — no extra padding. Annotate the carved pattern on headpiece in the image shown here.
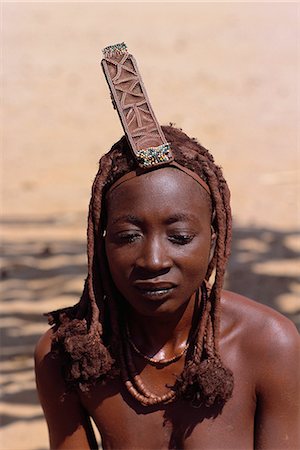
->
[101,43,174,168]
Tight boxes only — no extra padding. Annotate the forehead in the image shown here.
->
[106,167,211,219]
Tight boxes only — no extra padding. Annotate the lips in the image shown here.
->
[133,282,177,298]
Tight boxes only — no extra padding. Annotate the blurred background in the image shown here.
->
[1,2,299,449]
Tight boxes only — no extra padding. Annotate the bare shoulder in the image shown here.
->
[220,291,300,447]
[221,290,299,343]
[34,328,62,389]
[34,327,67,400]
[35,329,98,449]
[220,290,300,385]
[34,328,54,364]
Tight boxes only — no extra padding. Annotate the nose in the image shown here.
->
[135,235,172,274]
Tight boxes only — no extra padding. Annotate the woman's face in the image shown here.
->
[105,167,214,318]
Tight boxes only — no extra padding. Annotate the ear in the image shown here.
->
[209,226,217,263]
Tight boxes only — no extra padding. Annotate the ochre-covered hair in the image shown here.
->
[48,125,234,408]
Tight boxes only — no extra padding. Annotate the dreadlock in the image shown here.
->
[47,125,234,408]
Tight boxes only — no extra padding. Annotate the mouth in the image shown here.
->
[134,282,177,299]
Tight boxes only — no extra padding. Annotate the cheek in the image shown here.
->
[105,243,132,284]
[178,239,211,278]
[183,254,209,279]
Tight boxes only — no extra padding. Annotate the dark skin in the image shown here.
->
[35,168,300,449]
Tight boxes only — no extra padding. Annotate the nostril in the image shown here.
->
[133,266,171,279]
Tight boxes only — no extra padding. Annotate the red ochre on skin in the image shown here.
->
[105,167,215,375]
[34,128,300,450]
[105,167,214,320]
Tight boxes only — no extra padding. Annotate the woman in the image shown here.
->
[35,44,299,449]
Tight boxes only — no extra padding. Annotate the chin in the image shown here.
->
[125,296,191,319]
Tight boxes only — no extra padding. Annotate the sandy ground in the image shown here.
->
[1,2,299,449]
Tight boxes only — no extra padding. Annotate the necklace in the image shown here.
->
[121,336,177,406]
[125,323,189,366]
[121,286,205,406]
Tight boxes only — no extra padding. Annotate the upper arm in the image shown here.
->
[254,317,300,449]
[34,329,98,450]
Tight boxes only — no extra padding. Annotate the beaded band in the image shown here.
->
[102,42,128,58]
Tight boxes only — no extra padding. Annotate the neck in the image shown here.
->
[126,292,198,360]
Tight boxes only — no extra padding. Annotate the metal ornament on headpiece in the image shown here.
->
[101,42,210,195]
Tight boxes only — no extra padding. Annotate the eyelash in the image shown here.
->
[117,233,195,246]
[168,234,195,245]
[117,233,141,244]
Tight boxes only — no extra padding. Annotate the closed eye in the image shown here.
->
[116,232,142,244]
[168,234,195,245]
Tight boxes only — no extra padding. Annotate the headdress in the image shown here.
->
[101,42,210,195]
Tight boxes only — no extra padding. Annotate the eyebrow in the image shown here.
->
[112,213,197,227]
[111,213,198,227]
[111,215,142,226]
[165,213,198,224]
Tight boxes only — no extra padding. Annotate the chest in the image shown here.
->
[81,369,256,450]
[81,315,257,449]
